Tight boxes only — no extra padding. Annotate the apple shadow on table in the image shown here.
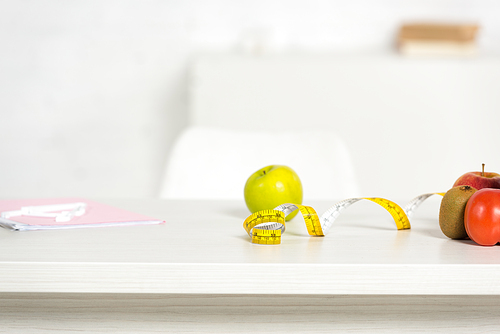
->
[453,238,499,247]
[417,219,499,247]
[413,218,446,239]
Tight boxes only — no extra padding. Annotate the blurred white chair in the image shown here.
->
[159,126,359,201]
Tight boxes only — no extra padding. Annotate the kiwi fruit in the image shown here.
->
[439,185,477,239]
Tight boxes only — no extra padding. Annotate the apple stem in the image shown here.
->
[482,163,485,177]
[263,170,266,175]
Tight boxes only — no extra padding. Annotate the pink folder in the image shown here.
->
[0,198,164,231]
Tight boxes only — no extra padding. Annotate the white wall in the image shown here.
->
[190,54,500,200]
[1,0,499,199]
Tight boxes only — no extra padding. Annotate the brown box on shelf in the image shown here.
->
[397,23,480,56]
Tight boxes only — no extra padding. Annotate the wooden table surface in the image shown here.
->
[1,197,499,295]
[1,197,500,333]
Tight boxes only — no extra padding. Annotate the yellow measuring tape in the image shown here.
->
[243,193,445,245]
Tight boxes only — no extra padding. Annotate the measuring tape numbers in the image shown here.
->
[243,193,445,245]
[244,209,285,245]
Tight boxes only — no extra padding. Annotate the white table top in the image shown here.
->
[1,198,500,295]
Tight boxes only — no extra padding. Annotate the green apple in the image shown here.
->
[244,165,303,221]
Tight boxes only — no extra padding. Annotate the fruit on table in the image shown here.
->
[439,185,477,239]
[244,165,303,221]
[453,163,500,190]
[464,188,500,246]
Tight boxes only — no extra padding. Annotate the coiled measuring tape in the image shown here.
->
[243,193,445,245]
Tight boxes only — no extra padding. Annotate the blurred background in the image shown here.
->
[1,0,499,201]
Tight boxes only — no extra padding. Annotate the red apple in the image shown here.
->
[453,164,500,190]
[464,188,500,246]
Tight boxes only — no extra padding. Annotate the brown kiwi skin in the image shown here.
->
[439,185,477,239]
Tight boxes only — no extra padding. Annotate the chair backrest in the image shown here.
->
[159,126,359,201]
